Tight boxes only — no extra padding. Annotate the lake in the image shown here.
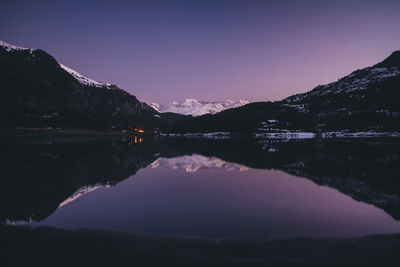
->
[2,137,400,239]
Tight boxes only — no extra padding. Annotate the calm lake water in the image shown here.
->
[2,137,400,239]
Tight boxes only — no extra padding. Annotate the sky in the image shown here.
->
[1,0,400,104]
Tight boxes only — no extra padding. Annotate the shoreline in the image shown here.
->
[1,127,400,141]
[1,225,400,266]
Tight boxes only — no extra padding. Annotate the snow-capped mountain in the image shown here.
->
[0,41,110,88]
[0,40,159,130]
[170,50,400,134]
[2,39,399,135]
[285,65,400,103]
[151,99,249,116]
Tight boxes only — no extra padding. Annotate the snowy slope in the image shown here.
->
[285,66,400,103]
[59,63,110,88]
[151,99,249,116]
[0,40,32,52]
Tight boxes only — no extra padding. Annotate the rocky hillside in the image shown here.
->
[169,51,400,136]
[283,51,400,134]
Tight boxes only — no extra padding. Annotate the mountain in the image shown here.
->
[2,40,399,136]
[0,41,164,132]
[169,51,400,136]
[150,99,249,116]
[283,51,400,134]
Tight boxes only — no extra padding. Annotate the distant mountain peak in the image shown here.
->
[151,99,249,116]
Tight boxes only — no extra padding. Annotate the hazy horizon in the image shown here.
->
[1,0,399,104]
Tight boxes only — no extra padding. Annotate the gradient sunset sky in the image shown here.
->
[1,0,399,104]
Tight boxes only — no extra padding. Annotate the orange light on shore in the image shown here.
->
[138,129,144,133]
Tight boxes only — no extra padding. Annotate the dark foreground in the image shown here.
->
[1,225,399,267]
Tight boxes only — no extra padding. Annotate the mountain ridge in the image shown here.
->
[169,50,400,135]
[373,50,400,68]
[1,40,399,136]
[151,99,249,116]
[0,40,164,132]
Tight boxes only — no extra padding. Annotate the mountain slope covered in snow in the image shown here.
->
[59,63,111,88]
[151,99,249,116]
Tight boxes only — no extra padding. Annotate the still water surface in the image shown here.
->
[2,138,400,239]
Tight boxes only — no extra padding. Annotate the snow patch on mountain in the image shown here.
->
[286,66,400,103]
[151,99,249,116]
[60,63,109,88]
[151,154,248,172]
[0,40,32,52]
[1,40,111,88]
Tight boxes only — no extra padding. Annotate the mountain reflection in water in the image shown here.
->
[151,154,248,172]
[1,137,400,239]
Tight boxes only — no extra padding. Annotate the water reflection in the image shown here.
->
[1,137,400,238]
[0,139,158,223]
[127,135,143,146]
[58,184,104,208]
[151,154,248,172]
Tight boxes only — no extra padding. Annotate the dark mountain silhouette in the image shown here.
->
[2,41,399,136]
[374,51,400,68]
[0,41,178,132]
[169,51,400,135]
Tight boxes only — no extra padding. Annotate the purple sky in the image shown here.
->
[1,0,399,104]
